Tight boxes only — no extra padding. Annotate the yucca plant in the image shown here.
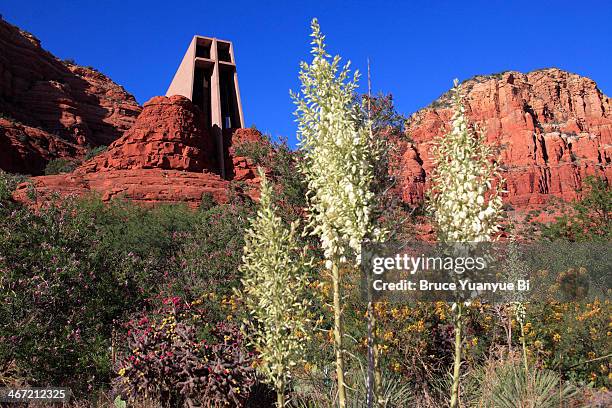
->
[291,367,412,408]
[427,80,504,408]
[504,237,529,373]
[475,361,577,408]
[238,168,313,407]
[292,18,382,408]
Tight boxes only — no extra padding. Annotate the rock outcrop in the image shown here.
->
[4,15,608,211]
[0,118,84,174]
[14,96,230,207]
[12,169,230,208]
[78,96,216,173]
[226,127,266,183]
[397,68,612,208]
[0,17,141,174]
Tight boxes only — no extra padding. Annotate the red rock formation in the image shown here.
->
[78,96,215,173]
[398,69,612,208]
[0,118,85,174]
[226,128,266,182]
[13,96,229,207]
[0,17,141,174]
[63,64,142,145]
[12,169,230,208]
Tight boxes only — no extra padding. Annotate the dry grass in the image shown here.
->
[27,396,161,408]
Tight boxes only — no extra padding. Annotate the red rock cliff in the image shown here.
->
[0,17,142,174]
[397,68,612,208]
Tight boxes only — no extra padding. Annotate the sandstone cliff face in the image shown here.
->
[398,68,612,207]
[6,19,608,212]
[0,17,142,174]
[14,96,230,207]
[0,118,84,174]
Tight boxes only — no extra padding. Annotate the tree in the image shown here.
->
[292,18,381,408]
[427,79,504,408]
[541,176,611,241]
[238,168,312,407]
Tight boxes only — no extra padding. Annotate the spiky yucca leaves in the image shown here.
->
[292,18,381,408]
[238,168,312,407]
[427,80,504,408]
[292,368,413,408]
[476,361,577,408]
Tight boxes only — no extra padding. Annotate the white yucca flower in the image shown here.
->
[428,80,504,242]
[292,18,379,266]
[237,168,312,407]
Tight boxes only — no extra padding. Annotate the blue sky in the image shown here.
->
[3,1,611,146]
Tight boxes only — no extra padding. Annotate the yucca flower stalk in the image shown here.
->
[428,80,504,408]
[514,301,529,373]
[505,235,529,373]
[238,168,313,407]
[292,18,381,408]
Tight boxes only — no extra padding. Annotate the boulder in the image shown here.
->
[78,96,215,173]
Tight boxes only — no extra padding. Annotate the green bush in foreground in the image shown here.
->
[0,198,157,392]
[0,170,27,203]
[0,193,256,395]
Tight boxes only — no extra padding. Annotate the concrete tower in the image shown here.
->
[166,36,244,178]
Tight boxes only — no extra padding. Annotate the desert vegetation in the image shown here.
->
[0,19,610,408]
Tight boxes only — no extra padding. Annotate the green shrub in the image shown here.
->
[233,136,272,165]
[542,176,611,241]
[0,197,208,394]
[0,199,154,393]
[199,192,216,211]
[361,92,407,134]
[84,145,108,161]
[233,135,309,220]
[0,170,27,203]
[172,198,254,301]
[522,300,611,389]
[44,158,77,175]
